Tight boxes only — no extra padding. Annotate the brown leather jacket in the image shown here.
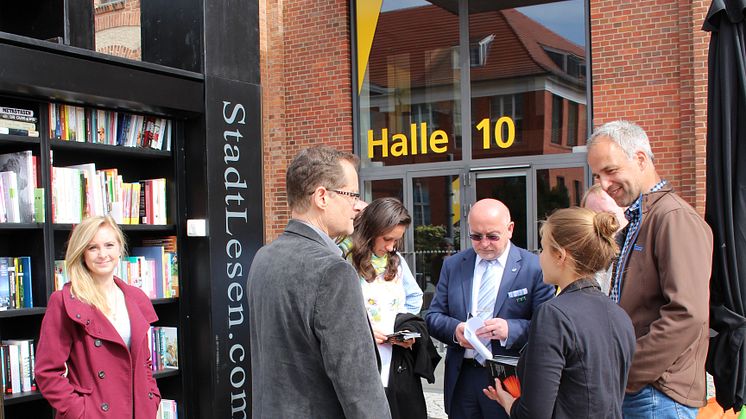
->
[617,185,713,407]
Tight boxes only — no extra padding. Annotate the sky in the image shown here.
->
[380,0,586,46]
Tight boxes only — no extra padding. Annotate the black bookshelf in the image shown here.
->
[0,33,197,418]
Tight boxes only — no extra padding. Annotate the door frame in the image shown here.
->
[467,165,536,250]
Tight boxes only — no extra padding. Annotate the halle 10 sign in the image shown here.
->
[366,116,516,158]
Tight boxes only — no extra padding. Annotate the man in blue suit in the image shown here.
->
[426,198,555,419]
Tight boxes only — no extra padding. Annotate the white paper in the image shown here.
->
[465,316,493,363]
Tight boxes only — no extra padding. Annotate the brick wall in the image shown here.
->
[94,0,141,60]
[590,0,710,213]
[257,0,712,241]
[260,0,353,241]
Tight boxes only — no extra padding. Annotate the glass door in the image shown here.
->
[406,170,462,311]
[469,168,534,250]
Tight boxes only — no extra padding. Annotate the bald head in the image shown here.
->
[468,199,514,260]
[469,199,511,225]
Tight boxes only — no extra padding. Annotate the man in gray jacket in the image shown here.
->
[247,146,391,418]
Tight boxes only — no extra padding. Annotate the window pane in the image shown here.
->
[411,174,461,310]
[356,1,462,167]
[95,0,142,61]
[364,179,403,202]
[469,0,588,159]
[536,166,586,246]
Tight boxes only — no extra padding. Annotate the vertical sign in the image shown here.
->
[205,76,263,418]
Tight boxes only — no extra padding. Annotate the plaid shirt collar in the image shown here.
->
[624,179,668,223]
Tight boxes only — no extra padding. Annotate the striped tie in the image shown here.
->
[477,259,497,321]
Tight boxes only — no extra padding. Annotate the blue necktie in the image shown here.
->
[477,259,497,321]
[474,259,497,364]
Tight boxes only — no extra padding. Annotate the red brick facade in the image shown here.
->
[259,0,710,240]
[260,0,353,241]
[590,0,710,213]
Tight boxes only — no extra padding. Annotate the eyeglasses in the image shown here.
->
[328,189,361,202]
[469,233,501,242]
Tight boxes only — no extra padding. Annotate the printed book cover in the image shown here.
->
[486,355,521,398]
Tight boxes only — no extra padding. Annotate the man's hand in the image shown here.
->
[455,322,474,349]
[476,318,509,341]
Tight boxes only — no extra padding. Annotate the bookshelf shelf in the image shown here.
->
[153,369,180,380]
[50,139,172,159]
[3,390,44,405]
[52,224,176,232]
[0,134,40,146]
[0,307,45,318]
[0,223,43,230]
[151,297,179,305]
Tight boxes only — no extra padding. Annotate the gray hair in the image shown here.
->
[588,120,654,162]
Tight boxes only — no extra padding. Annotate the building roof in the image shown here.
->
[367,5,585,90]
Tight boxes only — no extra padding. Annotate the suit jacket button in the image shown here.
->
[85,319,91,325]
[75,314,81,319]
[148,392,153,399]
[98,370,105,379]
[94,339,102,347]
[101,403,109,411]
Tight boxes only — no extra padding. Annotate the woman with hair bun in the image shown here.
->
[484,207,635,418]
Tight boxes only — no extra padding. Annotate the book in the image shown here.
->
[16,257,32,308]
[0,151,36,223]
[34,188,45,222]
[386,330,421,343]
[0,127,40,137]
[0,119,36,131]
[0,171,20,223]
[0,113,37,124]
[0,107,33,118]
[0,257,10,309]
[486,355,521,398]
[159,327,178,369]
[3,340,32,392]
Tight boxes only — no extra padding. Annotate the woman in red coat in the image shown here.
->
[36,216,161,418]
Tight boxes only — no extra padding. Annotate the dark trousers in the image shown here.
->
[450,360,509,419]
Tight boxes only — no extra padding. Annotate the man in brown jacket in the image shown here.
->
[587,120,713,419]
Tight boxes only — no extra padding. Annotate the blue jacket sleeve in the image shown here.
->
[398,254,423,314]
[425,259,462,346]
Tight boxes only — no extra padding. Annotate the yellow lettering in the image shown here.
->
[368,128,389,158]
[410,124,418,155]
[391,133,408,157]
[495,117,515,148]
[476,118,490,149]
[420,122,428,154]
[430,130,448,153]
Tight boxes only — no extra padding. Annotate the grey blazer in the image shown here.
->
[247,219,391,419]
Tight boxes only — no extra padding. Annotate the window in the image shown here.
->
[469,34,495,67]
[413,180,431,226]
[567,101,578,146]
[551,95,563,145]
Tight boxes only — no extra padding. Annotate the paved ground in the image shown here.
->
[422,339,717,419]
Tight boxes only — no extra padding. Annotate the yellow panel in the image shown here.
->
[356,0,384,94]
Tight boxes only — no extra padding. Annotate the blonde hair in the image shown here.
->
[580,183,604,207]
[541,207,619,278]
[65,215,127,315]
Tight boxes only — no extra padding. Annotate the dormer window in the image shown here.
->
[470,34,495,67]
[543,47,585,79]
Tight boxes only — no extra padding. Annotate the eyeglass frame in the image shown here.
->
[308,187,361,202]
[468,233,502,242]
